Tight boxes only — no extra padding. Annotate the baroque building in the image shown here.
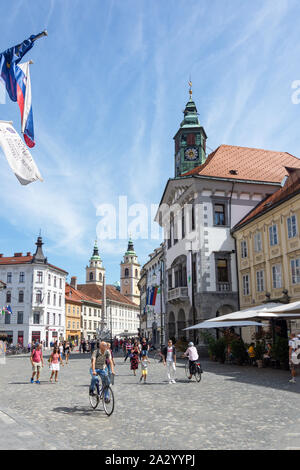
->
[155,87,300,349]
[120,238,141,306]
[0,236,67,346]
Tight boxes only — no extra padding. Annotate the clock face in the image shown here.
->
[124,280,129,285]
[185,147,198,161]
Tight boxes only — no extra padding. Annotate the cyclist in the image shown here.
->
[89,341,115,401]
[183,342,199,380]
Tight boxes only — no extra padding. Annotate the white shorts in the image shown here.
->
[50,363,60,371]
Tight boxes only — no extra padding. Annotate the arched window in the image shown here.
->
[6,291,11,303]
[89,272,94,281]
[125,268,129,277]
[99,273,102,281]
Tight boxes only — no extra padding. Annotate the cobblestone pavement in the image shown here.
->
[1,352,300,450]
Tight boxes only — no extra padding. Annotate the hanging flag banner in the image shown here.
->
[0,121,43,185]
[15,62,35,148]
[0,31,46,103]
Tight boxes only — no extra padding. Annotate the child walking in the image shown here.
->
[139,353,150,384]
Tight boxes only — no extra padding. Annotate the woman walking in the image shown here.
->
[49,346,64,383]
[130,345,139,376]
[64,341,70,364]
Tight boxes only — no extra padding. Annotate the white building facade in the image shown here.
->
[0,237,67,346]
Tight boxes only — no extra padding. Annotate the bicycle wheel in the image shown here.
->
[195,367,202,383]
[185,359,190,378]
[102,386,114,416]
[89,386,100,409]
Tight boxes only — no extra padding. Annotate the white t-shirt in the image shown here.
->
[166,347,173,361]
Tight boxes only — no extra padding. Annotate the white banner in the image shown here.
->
[0,121,43,185]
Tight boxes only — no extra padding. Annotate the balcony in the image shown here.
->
[168,287,189,303]
[216,282,231,292]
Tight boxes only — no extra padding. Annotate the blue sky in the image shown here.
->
[1,0,300,284]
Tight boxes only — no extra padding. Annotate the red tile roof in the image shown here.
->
[233,167,300,230]
[0,255,68,274]
[77,284,139,308]
[183,145,300,183]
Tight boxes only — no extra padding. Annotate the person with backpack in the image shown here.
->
[89,342,115,401]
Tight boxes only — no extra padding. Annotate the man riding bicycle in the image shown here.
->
[89,341,115,400]
[183,342,199,380]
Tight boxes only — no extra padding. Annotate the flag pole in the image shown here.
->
[32,31,48,42]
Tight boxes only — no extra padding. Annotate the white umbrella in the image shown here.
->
[184,320,267,330]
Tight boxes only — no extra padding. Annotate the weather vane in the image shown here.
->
[188,76,192,98]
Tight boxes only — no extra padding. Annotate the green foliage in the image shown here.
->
[231,339,248,364]
[254,341,265,360]
[273,336,289,363]
[214,337,226,362]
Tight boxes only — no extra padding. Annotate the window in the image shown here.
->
[5,313,10,324]
[59,278,62,289]
[7,272,12,283]
[125,268,129,277]
[181,207,185,239]
[48,274,51,286]
[47,312,50,324]
[6,291,11,303]
[17,312,23,324]
[272,264,282,289]
[217,259,229,283]
[68,321,71,328]
[59,314,61,326]
[89,272,93,281]
[18,290,24,303]
[36,290,42,303]
[241,240,248,258]
[94,309,97,316]
[242,274,250,296]
[72,322,75,329]
[214,204,226,226]
[287,215,297,239]
[84,321,87,329]
[269,224,278,246]
[37,271,43,283]
[291,258,300,284]
[77,322,79,329]
[47,292,50,305]
[53,313,56,325]
[54,276,57,287]
[254,232,262,252]
[53,293,56,306]
[33,313,40,324]
[19,272,25,283]
[256,270,265,292]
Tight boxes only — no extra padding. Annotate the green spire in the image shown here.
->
[180,97,200,128]
[125,237,136,256]
[91,240,101,261]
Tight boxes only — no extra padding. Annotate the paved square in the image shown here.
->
[1,352,300,450]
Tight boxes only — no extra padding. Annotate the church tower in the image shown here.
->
[174,83,207,177]
[86,240,105,285]
[120,238,140,305]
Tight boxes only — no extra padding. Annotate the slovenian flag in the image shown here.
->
[6,305,12,314]
[15,62,35,148]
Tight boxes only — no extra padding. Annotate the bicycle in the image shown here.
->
[183,356,203,383]
[89,376,115,416]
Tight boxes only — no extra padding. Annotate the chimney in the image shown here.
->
[27,252,31,256]
[70,276,77,289]
[14,253,22,257]
[0,254,3,258]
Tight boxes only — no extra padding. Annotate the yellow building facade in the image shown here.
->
[65,285,82,343]
[233,169,300,338]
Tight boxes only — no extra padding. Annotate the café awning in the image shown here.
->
[184,320,267,330]
[206,301,300,323]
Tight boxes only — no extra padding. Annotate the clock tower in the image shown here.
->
[120,238,141,306]
[174,84,207,177]
[86,240,105,286]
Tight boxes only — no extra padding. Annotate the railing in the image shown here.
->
[168,287,188,301]
[216,282,231,292]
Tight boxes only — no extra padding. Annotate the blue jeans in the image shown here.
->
[89,368,110,399]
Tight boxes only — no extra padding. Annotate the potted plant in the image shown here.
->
[273,337,289,370]
[200,331,217,361]
[214,337,226,363]
[231,339,248,365]
[254,341,265,368]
